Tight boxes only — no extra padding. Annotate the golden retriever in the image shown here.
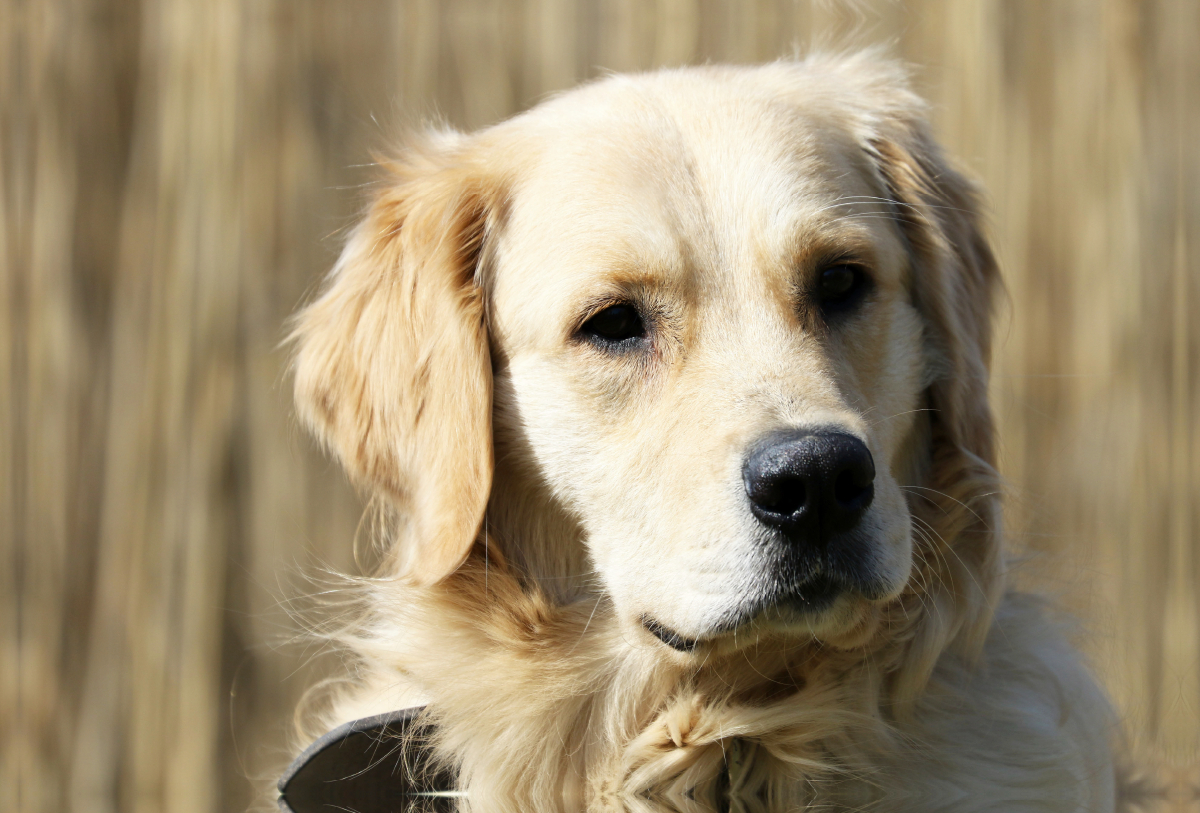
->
[284,53,1116,812]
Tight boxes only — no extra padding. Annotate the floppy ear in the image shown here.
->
[871,126,998,469]
[291,140,500,585]
[866,106,1005,687]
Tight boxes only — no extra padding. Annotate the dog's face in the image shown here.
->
[487,82,925,649]
[292,59,999,658]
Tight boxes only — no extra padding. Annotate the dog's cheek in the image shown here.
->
[865,473,914,599]
[857,302,928,457]
[591,468,769,636]
[497,360,670,618]
[499,355,647,524]
[498,352,781,632]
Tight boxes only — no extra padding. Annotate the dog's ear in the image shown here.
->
[291,140,500,585]
[870,126,998,471]
[865,100,1005,682]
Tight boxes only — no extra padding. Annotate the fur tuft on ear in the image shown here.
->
[290,138,503,585]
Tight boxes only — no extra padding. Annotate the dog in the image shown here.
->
[284,53,1117,812]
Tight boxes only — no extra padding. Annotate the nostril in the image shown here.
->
[833,468,872,508]
[757,476,807,516]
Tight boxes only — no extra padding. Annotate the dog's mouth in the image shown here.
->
[769,574,845,615]
[641,616,701,652]
[642,575,850,652]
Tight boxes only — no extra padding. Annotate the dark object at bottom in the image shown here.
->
[278,706,458,813]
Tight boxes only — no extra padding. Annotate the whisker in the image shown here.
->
[567,596,604,655]
[901,485,992,527]
[865,408,937,428]
[909,513,992,612]
[812,194,977,216]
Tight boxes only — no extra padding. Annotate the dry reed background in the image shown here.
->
[4,1,1197,811]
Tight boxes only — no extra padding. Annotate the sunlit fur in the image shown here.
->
[289,53,1116,812]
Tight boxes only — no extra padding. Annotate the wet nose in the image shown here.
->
[743,430,875,543]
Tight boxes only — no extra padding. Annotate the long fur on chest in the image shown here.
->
[306,544,1113,813]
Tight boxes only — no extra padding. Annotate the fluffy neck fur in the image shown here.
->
[335,550,890,811]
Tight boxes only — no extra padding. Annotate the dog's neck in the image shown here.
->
[343,550,899,812]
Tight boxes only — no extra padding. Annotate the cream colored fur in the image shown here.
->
[289,53,1117,812]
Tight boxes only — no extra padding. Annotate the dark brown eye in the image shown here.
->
[581,303,646,346]
[817,264,867,312]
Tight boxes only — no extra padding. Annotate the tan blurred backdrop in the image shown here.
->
[3,1,1197,811]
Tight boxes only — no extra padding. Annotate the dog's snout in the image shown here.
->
[743,431,875,542]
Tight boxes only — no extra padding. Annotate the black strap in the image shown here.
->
[278,706,457,813]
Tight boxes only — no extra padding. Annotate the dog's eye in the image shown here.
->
[581,304,646,346]
[817,264,868,312]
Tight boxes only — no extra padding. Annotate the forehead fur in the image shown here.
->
[479,58,917,346]
[498,60,906,220]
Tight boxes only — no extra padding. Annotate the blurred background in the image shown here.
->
[4,1,1197,811]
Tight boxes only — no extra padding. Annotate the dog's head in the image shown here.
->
[292,55,1001,664]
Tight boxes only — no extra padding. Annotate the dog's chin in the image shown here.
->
[641,578,886,656]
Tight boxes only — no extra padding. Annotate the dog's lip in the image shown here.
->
[641,575,852,652]
[772,574,844,611]
[641,615,701,652]
[726,574,850,630]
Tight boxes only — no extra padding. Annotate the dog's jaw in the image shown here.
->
[637,579,887,658]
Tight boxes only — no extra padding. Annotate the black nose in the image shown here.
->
[743,430,875,542]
